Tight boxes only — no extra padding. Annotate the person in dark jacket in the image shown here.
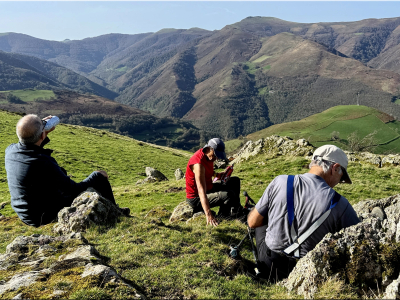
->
[5,114,127,227]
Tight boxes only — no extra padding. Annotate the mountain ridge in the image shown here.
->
[2,16,400,140]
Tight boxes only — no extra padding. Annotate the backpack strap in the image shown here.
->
[283,176,342,257]
[286,175,299,257]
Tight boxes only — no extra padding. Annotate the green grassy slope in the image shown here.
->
[0,110,191,208]
[247,105,400,154]
[2,110,400,298]
[0,90,55,103]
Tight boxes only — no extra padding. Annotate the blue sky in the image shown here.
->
[1,1,400,41]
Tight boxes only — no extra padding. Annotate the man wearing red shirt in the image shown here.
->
[186,138,242,226]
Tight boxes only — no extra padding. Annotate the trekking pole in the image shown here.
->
[229,231,249,259]
[247,226,261,276]
[243,191,256,206]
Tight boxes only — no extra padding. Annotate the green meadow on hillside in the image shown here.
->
[246,105,400,154]
[0,90,55,103]
[2,110,400,298]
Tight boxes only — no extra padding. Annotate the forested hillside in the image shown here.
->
[2,17,400,141]
[0,51,117,99]
[0,90,207,150]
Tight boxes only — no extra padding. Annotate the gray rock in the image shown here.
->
[231,135,314,164]
[145,167,168,181]
[12,293,29,300]
[58,245,100,262]
[0,271,47,294]
[81,264,145,299]
[284,194,400,298]
[371,206,386,220]
[53,190,122,235]
[296,139,308,147]
[169,201,194,223]
[0,201,10,210]
[174,168,185,180]
[0,232,146,299]
[384,273,400,299]
[50,290,66,298]
[81,263,118,279]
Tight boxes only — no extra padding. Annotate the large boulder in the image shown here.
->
[169,201,194,223]
[53,189,123,235]
[0,233,145,299]
[284,194,400,298]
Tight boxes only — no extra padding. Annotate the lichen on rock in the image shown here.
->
[0,233,145,299]
[169,201,194,223]
[284,193,400,298]
[231,136,314,164]
[53,189,123,235]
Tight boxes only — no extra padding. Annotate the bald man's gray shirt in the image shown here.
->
[255,173,359,257]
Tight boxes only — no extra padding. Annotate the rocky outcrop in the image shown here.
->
[174,168,185,180]
[231,136,314,164]
[53,189,123,235]
[231,135,400,169]
[284,194,400,298]
[0,233,145,299]
[136,167,168,185]
[169,201,194,223]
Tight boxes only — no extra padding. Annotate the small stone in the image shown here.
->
[296,139,308,147]
[81,263,118,279]
[58,245,100,262]
[0,271,46,294]
[174,168,185,180]
[0,201,10,210]
[169,201,194,223]
[51,290,66,298]
[371,206,386,220]
[145,167,168,181]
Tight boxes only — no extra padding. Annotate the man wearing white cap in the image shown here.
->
[247,145,359,281]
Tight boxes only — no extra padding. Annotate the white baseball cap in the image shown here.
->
[312,145,352,184]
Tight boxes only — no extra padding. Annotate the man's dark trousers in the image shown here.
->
[255,224,297,282]
[186,176,241,216]
[42,171,116,225]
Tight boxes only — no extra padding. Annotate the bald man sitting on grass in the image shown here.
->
[5,114,129,227]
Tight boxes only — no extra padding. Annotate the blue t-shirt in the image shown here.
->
[255,173,360,257]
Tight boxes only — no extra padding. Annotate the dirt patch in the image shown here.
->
[164,187,185,193]
[377,112,395,123]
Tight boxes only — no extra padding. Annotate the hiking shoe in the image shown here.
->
[120,207,130,217]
